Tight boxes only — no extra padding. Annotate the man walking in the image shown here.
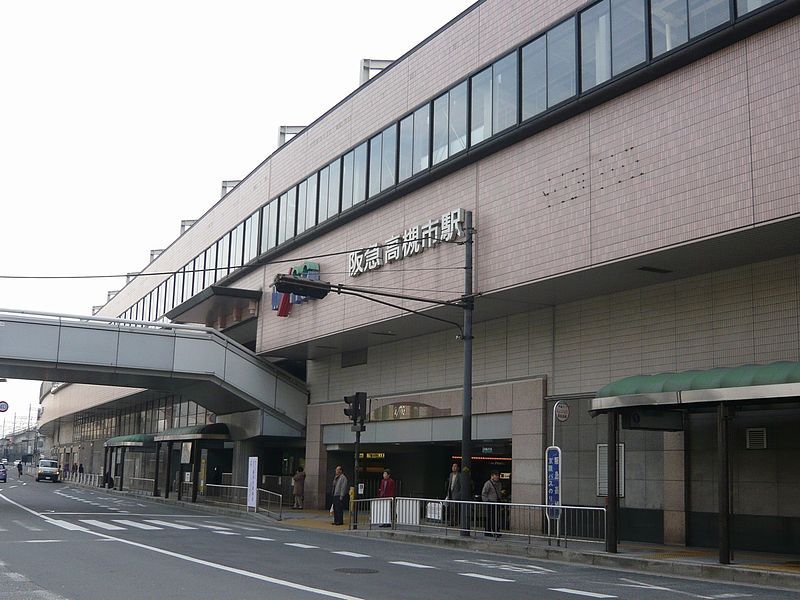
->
[292,467,306,509]
[331,465,348,526]
[17,461,23,479]
[444,462,461,526]
[481,470,503,537]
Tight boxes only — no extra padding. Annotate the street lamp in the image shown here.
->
[273,211,475,534]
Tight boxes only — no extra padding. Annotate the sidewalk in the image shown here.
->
[279,508,800,591]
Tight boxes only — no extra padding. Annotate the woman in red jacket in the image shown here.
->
[378,469,396,527]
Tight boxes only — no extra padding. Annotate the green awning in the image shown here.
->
[598,361,800,397]
[104,434,155,448]
[153,423,230,442]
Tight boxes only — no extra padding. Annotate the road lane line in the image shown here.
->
[0,492,365,600]
[143,520,197,530]
[389,561,436,569]
[182,522,231,530]
[80,520,126,531]
[213,531,240,536]
[246,536,274,541]
[24,540,63,543]
[13,520,43,531]
[549,590,617,598]
[332,551,370,558]
[112,520,162,530]
[285,543,318,549]
[49,520,89,531]
[459,573,515,582]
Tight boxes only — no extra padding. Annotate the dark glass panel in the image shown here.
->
[493,52,518,133]
[470,67,492,145]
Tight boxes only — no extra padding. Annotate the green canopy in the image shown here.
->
[153,423,229,442]
[104,434,155,448]
[598,361,800,398]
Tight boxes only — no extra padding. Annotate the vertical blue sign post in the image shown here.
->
[545,445,562,538]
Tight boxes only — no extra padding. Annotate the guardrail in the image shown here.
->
[59,471,102,487]
[350,497,606,547]
[200,483,283,520]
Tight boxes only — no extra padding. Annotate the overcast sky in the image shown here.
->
[0,0,475,433]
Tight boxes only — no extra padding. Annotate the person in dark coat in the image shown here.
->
[292,467,306,509]
[444,462,461,526]
[378,469,396,527]
[331,465,348,526]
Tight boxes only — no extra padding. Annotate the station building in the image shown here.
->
[37,0,800,554]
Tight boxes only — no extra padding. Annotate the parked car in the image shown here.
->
[36,459,60,482]
[0,464,6,483]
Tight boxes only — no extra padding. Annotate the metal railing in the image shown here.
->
[127,477,155,495]
[58,470,102,487]
[350,497,606,547]
[200,483,283,520]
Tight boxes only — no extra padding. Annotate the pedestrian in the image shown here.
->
[378,469,396,527]
[72,463,78,477]
[444,462,461,526]
[481,470,503,537]
[331,465,348,526]
[292,467,306,509]
[78,463,84,475]
[17,461,23,479]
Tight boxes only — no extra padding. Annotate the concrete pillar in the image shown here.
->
[510,379,546,506]
[232,439,261,487]
[304,404,328,509]
[663,430,686,545]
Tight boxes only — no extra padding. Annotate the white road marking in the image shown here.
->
[459,573,515,582]
[112,520,162,530]
[1,492,365,600]
[226,524,261,531]
[550,590,617,599]
[80,520,126,531]
[332,551,370,558]
[24,540,63,543]
[213,531,240,536]
[49,520,89,531]
[13,520,43,531]
[264,526,293,532]
[284,543,318,548]
[184,522,231,530]
[246,536,274,541]
[389,561,436,569]
[5,572,27,581]
[454,558,554,574]
[143,520,197,530]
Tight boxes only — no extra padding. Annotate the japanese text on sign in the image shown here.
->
[347,208,466,277]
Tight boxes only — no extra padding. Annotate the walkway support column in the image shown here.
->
[164,442,173,499]
[191,442,201,503]
[606,409,618,553]
[718,403,731,564]
[153,442,161,497]
[118,448,126,492]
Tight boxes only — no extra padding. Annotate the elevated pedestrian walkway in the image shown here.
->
[0,309,307,432]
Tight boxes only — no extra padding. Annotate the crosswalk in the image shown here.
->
[0,516,287,536]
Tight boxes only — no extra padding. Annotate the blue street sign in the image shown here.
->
[546,445,561,521]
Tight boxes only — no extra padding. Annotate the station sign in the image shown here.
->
[0,401,8,413]
[554,402,570,422]
[545,445,561,521]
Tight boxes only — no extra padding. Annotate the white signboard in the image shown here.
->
[247,456,258,511]
[347,208,466,277]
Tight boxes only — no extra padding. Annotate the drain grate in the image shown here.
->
[335,568,378,574]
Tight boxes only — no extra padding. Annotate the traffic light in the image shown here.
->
[344,394,358,422]
[273,274,331,299]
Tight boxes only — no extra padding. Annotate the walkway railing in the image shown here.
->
[350,497,606,547]
[200,483,283,520]
[60,471,102,487]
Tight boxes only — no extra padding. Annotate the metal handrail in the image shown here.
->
[200,483,283,520]
[350,496,606,547]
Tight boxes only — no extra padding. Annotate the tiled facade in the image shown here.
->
[41,1,800,549]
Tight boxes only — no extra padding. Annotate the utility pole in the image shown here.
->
[460,210,474,535]
[344,392,367,530]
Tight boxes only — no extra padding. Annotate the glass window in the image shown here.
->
[259,203,272,253]
[353,142,367,204]
[522,36,547,119]
[612,0,647,75]
[192,254,204,294]
[286,187,297,240]
[432,93,449,165]
[582,1,611,91]
[412,105,430,175]
[689,0,730,37]
[341,150,354,211]
[277,193,288,244]
[398,114,413,182]
[449,81,468,155]
[548,18,577,106]
[318,167,330,222]
[165,275,174,313]
[204,245,217,286]
[651,0,689,56]
[737,0,772,15]
[296,180,308,235]
[327,158,341,217]
[368,134,382,197]
[217,233,230,279]
[244,211,259,263]
[182,264,193,301]
[380,125,396,191]
[470,67,492,145]
[305,173,317,230]
[493,52,518,133]
[231,222,244,268]
[174,271,184,306]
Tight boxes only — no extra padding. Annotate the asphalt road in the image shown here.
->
[0,476,795,600]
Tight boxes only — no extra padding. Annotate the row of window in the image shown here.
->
[121,0,777,323]
[73,396,212,441]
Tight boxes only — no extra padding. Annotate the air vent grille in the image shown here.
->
[746,427,767,450]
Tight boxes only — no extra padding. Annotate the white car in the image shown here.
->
[36,459,60,482]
